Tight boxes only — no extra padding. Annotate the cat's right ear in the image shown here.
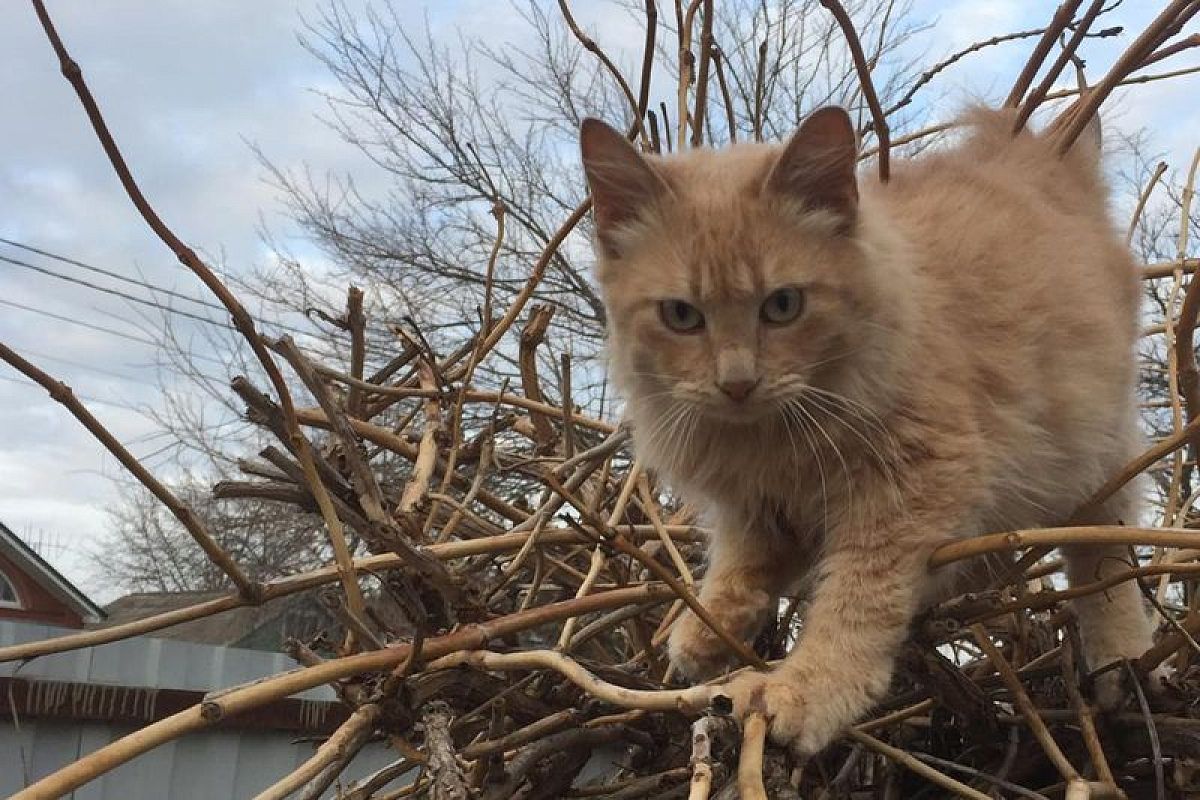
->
[580,118,669,258]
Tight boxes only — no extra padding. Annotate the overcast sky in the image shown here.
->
[1,1,1196,602]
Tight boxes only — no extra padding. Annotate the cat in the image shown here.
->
[579,106,1158,757]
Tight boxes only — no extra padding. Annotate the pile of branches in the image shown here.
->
[4,1,1200,798]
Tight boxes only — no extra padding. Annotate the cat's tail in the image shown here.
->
[957,104,1106,202]
[958,103,1101,169]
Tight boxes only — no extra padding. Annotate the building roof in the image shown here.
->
[0,520,104,623]
[99,589,333,650]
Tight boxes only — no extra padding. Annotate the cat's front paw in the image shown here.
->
[720,660,891,756]
[668,594,769,680]
[719,668,839,756]
[668,609,738,680]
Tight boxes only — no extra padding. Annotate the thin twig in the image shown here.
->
[819,0,890,181]
[736,713,769,800]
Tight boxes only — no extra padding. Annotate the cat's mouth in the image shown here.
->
[696,395,783,425]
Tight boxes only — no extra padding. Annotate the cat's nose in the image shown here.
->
[717,378,759,402]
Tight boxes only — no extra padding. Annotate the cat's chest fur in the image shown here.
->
[635,406,877,539]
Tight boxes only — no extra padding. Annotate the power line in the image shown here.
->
[0,372,147,415]
[1,252,234,329]
[0,237,340,340]
[1,245,389,369]
[4,343,232,388]
[0,236,227,313]
[0,298,228,367]
[0,297,163,347]
[9,345,144,383]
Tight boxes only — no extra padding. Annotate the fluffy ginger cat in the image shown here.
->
[579,107,1157,756]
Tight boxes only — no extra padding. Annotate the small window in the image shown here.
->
[0,570,21,609]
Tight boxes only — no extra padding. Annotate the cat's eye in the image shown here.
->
[659,299,705,333]
[761,287,805,325]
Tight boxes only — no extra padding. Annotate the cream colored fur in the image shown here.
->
[579,107,1156,756]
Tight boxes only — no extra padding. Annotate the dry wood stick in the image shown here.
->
[967,561,1200,623]
[425,200,504,539]
[691,0,715,148]
[253,704,380,800]
[422,701,469,800]
[640,475,694,585]
[424,649,714,712]
[931,526,1200,568]
[1045,62,1200,103]
[1128,162,1170,246]
[294,408,526,523]
[542,471,767,669]
[736,712,769,800]
[1169,149,1200,432]
[1013,0,1106,133]
[556,458,643,645]
[518,306,558,449]
[688,716,717,800]
[971,625,1078,782]
[1004,1,1082,108]
[636,0,657,130]
[462,709,583,760]
[476,199,590,362]
[1070,419,1200,524]
[1053,0,1200,153]
[676,0,703,150]
[1164,238,1190,524]
[819,0,890,182]
[272,352,463,606]
[309,371,618,434]
[558,0,647,148]
[399,361,441,516]
[711,43,736,143]
[845,729,991,800]
[886,27,1079,120]
[273,337,387,522]
[433,439,496,544]
[345,287,366,419]
[753,37,767,142]
[1060,634,1116,787]
[560,352,575,459]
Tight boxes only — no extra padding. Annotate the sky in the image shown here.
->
[1,1,1197,601]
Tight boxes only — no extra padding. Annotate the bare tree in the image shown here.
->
[103,0,939,590]
[96,480,329,592]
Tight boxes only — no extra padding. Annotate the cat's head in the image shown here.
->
[580,107,902,433]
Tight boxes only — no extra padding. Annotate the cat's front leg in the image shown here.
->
[668,514,796,679]
[720,526,936,756]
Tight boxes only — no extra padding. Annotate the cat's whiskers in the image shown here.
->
[800,388,899,467]
[782,401,831,532]
[644,399,699,474]
[803,389,901,460]
[793,398,855,513]
[800,391,905,511]
[640,400,684,451]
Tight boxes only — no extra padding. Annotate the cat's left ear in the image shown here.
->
[765,106,859,229]
[580,118,670,258]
